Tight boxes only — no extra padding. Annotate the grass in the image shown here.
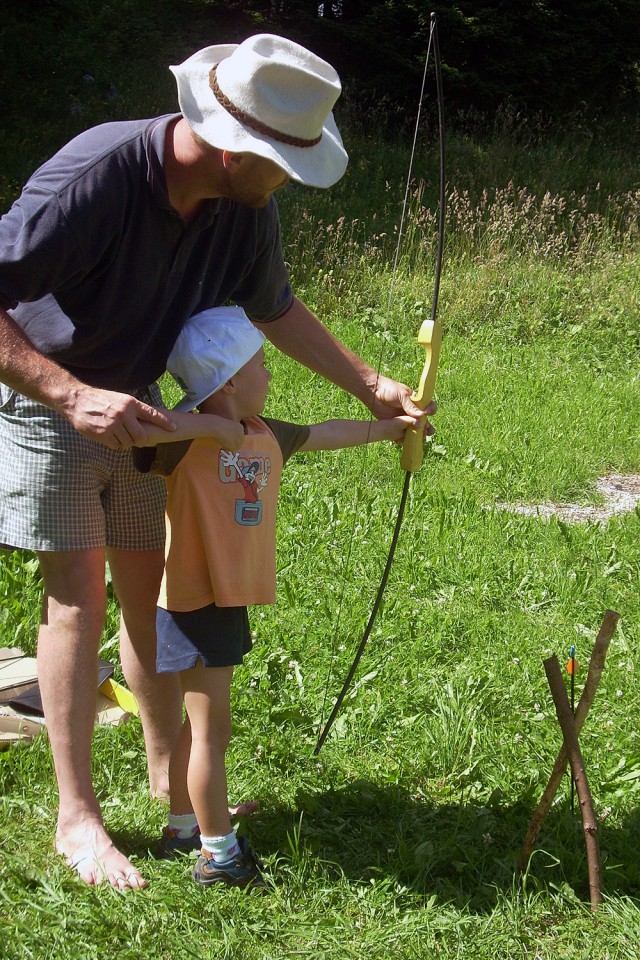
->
[2,10,640,958]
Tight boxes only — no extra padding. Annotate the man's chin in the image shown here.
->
[245,196,271,209]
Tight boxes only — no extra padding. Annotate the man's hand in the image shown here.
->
[368,374,437,437]
[63,386,176,448]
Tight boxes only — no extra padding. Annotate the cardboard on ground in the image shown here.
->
[0,648,137,743]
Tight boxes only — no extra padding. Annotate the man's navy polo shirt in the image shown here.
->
[0,114,292,391]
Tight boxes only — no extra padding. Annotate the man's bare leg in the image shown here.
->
[107,548,182,799]
[229,800,260,818]
[37,549,146,889]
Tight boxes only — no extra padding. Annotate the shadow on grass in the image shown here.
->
[235,779,640,910]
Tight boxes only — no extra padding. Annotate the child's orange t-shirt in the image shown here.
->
[156,416,308,611]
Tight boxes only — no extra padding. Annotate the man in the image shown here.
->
[0,34,427,889]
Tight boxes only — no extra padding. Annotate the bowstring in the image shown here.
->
[315,20,436,741]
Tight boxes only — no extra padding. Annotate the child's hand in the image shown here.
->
[375,414,427,444]
[219,420,245,452]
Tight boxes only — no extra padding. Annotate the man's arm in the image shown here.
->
[0,308,175,449]
[260,296,427,421]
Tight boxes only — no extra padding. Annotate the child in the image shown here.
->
[135,306,424,889]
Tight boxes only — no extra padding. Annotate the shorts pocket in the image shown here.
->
[0,383,17,413]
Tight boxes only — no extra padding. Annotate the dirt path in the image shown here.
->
[495,474,640,524]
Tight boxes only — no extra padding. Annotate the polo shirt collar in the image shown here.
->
[145,113,222,225]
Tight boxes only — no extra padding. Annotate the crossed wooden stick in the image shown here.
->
[519,610,620,911]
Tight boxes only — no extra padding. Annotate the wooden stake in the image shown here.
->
[519,611,618,876]
[543,654,602,910]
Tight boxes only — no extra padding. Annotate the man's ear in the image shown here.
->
[221,151,244,174]
[220,377,235,393]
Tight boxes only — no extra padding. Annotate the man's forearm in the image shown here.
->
[260,296,425,421]
[260,296,377,407]
[0,308,82,414]
[0,308,175,446]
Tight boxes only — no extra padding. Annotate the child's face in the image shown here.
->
[233,346,272,416]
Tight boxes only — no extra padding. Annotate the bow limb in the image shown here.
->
[401,10,446,472]
[313,475,411,756]
[314,12,445,756]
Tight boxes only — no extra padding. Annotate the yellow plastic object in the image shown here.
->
[98,677,139,716]
[400,318,442,472]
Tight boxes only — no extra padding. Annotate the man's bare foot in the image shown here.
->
[150,785,171,802]
[56,820,147,890]
[229,800,260,819]
[149,770,170,801]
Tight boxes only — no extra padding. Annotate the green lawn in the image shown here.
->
[2,50,640,960]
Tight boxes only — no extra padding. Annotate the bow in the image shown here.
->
[314,11,446,756]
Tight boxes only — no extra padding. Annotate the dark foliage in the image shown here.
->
[1,0,639,165]
[204,1,640,124]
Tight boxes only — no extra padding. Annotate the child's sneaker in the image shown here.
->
[192,836,265,889]
[161,825,201,856]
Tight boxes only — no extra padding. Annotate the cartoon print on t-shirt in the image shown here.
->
[219,450,269,526]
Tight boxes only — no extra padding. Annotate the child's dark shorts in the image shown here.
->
[156,603,253,673]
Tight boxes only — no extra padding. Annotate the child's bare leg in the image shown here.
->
[167,710,259,823]
[179,662,264,887]
[181,662,235,839]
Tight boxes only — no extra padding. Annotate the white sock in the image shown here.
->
[168,812,198,839]
[200,829,240,863]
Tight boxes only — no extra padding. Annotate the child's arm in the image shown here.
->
[133,411,244,451]
[299,414,424,452]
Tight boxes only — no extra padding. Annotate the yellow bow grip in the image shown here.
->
[400,318,442,472]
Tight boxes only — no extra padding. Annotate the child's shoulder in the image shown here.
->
[258,416,310,462]
[132,439,194,477]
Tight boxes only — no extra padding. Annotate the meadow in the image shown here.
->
[1,84,640,959]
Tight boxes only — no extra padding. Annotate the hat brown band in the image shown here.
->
[209,65,322,149]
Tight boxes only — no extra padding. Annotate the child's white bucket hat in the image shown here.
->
[170,33,348,188]
[167,306,265,412]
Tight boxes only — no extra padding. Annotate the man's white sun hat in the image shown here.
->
[170,33,348,188]
[167,306,266,412]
